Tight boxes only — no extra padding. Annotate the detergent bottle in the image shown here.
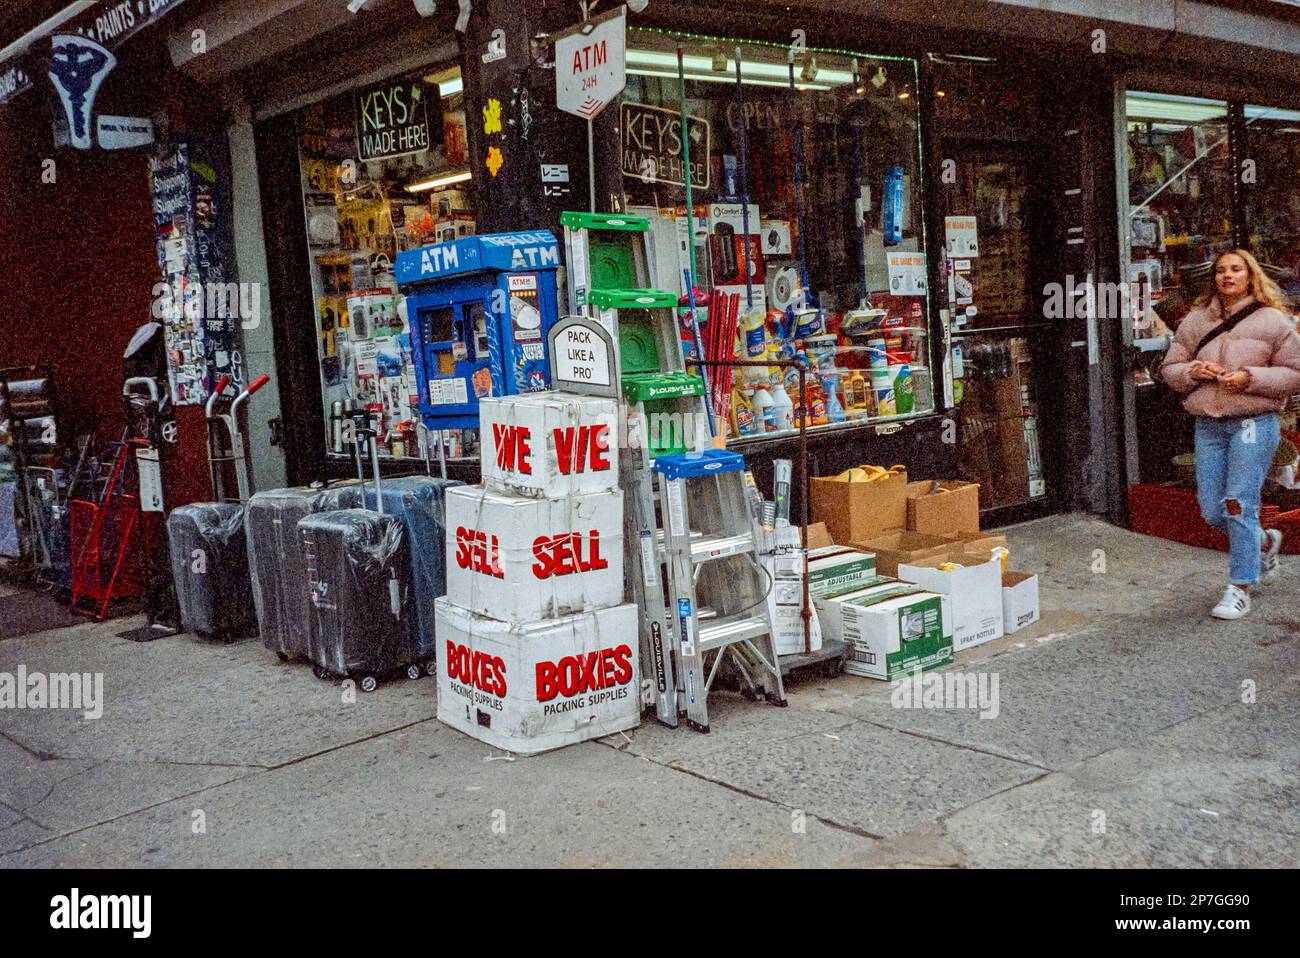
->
[770,381,795,432]
[731,387,759,438]
[752,384,775,432]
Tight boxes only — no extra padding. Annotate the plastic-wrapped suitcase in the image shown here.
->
[166,375,270,640]
[246,481,361,660]
[362,475,462,664]
[167,503,254,637]
[299,507,418,690]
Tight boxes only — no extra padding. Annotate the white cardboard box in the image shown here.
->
[807,549,877,600]
[897,551,1004,652]
[763,550,823,656]
[435,597,640,755]
[479,392,620,499]
[1001,571,1040,634]
[815,579,952,681]
[445,485,623,622]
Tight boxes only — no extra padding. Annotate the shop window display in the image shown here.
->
[1243,102,1300,305]
[295,65,474,461]
[1125,91,1234,345]
[619,30,931,442]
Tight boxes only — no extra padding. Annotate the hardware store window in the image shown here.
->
[1124,91,1233,342]
[295,64,474,461]
[1243,102,1300,305]
[619,29,932,442]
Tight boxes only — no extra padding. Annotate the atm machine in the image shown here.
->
[395,231,562,445]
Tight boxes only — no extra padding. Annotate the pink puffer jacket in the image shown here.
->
[1162,296,1300,418]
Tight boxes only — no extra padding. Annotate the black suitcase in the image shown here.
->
[299,508,418,689]
[168,502,254,638]
[246,482,361,660]
[362,475,462,668]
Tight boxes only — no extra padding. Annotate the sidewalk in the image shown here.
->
[1,513,1297,867]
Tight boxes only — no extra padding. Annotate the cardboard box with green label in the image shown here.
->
[815,579,953,681]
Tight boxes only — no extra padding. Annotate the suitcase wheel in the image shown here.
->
[406,664,423,681]
[360,676,379,693]
[423,660,437,678]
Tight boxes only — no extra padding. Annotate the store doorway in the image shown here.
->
[940,136,1062,522]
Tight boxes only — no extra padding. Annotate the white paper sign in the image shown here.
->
[136,448,164,512]
[944,216,979,258]
[555,7,626,119]
[97,115,154,150]
[886,252,927,296]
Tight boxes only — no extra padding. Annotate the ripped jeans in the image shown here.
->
[1194,413,1280,585]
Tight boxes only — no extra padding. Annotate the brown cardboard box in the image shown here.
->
[943,531,1008,558]
[994,417,1031,505]
[804,522,834,549]
[811,470,908,545]
[985,376,1022,419]
[906,480,981,536]
[853,530,951,577]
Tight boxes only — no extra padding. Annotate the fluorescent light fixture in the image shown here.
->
[407,169,471,192]
[0,1,96,64]
[627,48,856,88]
[627,67,829,91]
[1126,91,1227,123]
[1245,104,1300,123]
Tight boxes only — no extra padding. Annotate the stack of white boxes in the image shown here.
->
[436,391,641,754]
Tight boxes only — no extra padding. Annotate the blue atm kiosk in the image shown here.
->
[395,230,561,430]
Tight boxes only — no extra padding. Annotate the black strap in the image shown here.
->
[1193,300,1266,358]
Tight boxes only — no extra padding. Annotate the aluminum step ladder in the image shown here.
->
[560,210,781,731]
[653,448,785,733]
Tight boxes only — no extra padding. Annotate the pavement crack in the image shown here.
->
[828,712,1056,772]
[603,734,885,842]
[264,717,436,771]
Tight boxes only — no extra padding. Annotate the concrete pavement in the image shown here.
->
[1,513,1297,867]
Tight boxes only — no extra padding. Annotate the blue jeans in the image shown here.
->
[1194,414,1280,585]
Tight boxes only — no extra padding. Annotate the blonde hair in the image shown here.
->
[1195,248,1289,311]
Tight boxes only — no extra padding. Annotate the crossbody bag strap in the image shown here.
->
[1193,300,1266,358]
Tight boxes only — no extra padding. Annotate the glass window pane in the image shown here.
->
[1243,103,1300,306]
[621,31,930,441]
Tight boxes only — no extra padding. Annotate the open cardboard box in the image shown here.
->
[906,480,981,536]
[853,530,951,577]
[897,547,1005,652]
[811,469,908,545]
[1001,570,1040,634]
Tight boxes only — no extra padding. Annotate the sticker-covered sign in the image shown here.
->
[886,251,927,296]
[555,6,626,119]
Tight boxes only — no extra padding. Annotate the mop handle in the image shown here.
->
[683,268,716,439]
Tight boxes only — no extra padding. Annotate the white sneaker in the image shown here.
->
[1261,529,1283,581]
[1211,584,1251,620]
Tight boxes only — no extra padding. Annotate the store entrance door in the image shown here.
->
[941,137,1061,523]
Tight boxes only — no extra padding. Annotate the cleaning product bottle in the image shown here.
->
[847,369,867,409]
[732,387,758,437]
[770,381,795,432]
[823,374,846,423]
[806,379,828,426]
[752,384,775,432]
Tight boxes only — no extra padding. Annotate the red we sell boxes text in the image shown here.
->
[481,393,620,498]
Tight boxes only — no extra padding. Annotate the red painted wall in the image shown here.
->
[0,41,214,509]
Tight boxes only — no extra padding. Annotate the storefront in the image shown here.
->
[1121,84,1300,491]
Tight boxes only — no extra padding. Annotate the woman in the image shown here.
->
[1163,249,1300,619]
